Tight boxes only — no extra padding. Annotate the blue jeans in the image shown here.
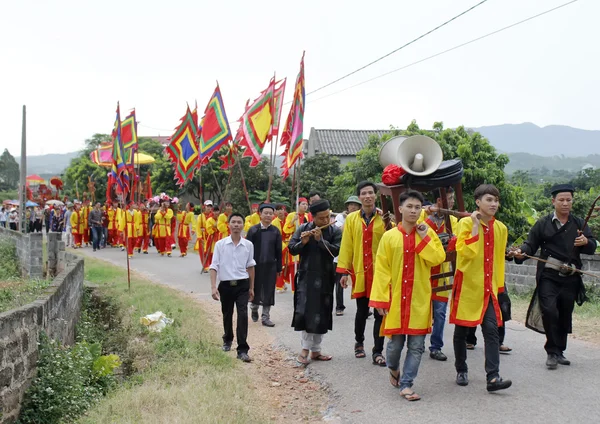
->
[102,227,108,247]
[386,334,426,390]
[91,227,102,250]
[430,300,448,352]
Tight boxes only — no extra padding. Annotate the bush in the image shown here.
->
[0,239,19,280]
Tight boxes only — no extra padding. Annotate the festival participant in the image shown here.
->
[210,212,256,362]
[246,204,282,327]
[244,203,260,233]
[370,190,446,401]
[88,202,104,252]
[283,197,312,290]
[195,200,214,253]
[512,183,597,369]
[70,202,84,248]
[136,202,151,254]
[450,184,512,392]
[121,202,139,259]
[153,201,174,256]
[217,201,233,239]
[336,181,386,365]
[333,196,362,315]
[307,191,321,221]
[177,202,194,257]
[204,205,220,268]
[64,203,74,248]
[167,200,179,251]
[272,204,290,292]
[418,187,458,361]
[101,204,109,248]
[81,199,91,247]
[289,199,342,366]
[107,202,119,247]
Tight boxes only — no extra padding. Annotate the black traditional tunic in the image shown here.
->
[246,224,282,306]
[289,222,342,334]
[517,213,596,338]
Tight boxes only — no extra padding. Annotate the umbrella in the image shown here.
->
[46,199,64,206]
[25,201,39,207]
[26,174,45,184]
[95,151,156,167]
[7,200,19,206]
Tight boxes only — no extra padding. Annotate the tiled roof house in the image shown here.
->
[304,128,391,165]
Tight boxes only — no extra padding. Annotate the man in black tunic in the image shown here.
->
[246,204,282,327]
[512,184,597,369]
[289,199,342,365]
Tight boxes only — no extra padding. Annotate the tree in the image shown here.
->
[63,156,107,203]
[82,134,112,157]
[298,153,342,204]
[0,149,20,191]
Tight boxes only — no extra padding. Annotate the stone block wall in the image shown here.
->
[0,227,43,279]
[0,257,84,423]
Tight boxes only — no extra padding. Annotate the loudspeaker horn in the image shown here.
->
[378,136,407,168]
[378,135,443,176]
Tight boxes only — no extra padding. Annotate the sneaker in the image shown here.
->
[556,354,571,366]
[143,251,148,254]
[121,247,125,252]
[251,309,259,322]
[222,343,231,352]
[262,319,275,327]
[167,253,172,257]
[487,377,512,392]
[466,343,475,350]
[429,350,448,361]
[546,354,558,370]
[237,352,251,362]
[456,372,469,386]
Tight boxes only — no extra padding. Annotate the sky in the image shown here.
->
[1,0,598,156]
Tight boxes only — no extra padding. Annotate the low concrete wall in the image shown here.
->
[0,256,84,423]
[0,227,43,279]
[505,254,600,293]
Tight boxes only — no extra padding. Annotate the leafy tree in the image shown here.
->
[82,134,112,157]
[298,153,341,203]
[63,156,107,203]
[0,149,20,191]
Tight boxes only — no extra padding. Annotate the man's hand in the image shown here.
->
[211,287,220,301]
[509,248,525,260]
[300,231,311,245]
[416,223,428,239]
[340,275,349,288]
[376,307,388,316]
[293,214,299,223]
[574,234,588,247]
[313,227,322,241]
[249,288,255,302]
[277,271,282,277]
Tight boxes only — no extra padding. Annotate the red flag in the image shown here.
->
[145,172,152,200]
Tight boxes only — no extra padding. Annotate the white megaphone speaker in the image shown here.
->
[379,135,443,176]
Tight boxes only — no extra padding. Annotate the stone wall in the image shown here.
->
[505,254,600,293]
[0,256,84,423]
[0,227,43,279]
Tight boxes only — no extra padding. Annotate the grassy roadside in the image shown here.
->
[77,257,267,424]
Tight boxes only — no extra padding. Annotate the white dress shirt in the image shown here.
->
[210,236,256,282]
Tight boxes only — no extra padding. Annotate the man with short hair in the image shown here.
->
[513,183,597,369]
[246,204,282,327]
[210,212,256,362]
[244,203,260,233]
[451,184,512,392]
[218,201,233,239]
[88,202,104,252]
[289,199,342,365]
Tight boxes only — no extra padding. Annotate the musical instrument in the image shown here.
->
[506,247,600,279]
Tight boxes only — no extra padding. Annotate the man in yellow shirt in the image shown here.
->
[217,201,233,239]
[450,184,512,392]
[370,190,445,401]
[244,203,260,233]
[177,202,195,257]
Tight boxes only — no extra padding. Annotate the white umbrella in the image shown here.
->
[46,200,64,206]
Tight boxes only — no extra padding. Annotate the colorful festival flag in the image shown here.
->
[121,110,138,150]
[238,78,276,167]
[111,103,130,196]
[218,143,239,170]
[198,85,232,165]
[165,105,200,187]
[280,53,306,179]
[271,78,287,138]
[90,142,113,166]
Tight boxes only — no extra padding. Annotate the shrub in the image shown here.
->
[0,239,19,280]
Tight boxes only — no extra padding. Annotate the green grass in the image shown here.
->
[0,279,52,313]
[76,257,267,424]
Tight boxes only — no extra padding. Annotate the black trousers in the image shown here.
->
[355,296,384,355]
[454,298,500,382]
[466,322,505,346]
[9,223,17,231]
[218,281,250,354]
[538,274,578,355]
[334,273,345,311]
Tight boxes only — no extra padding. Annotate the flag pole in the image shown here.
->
[267,135,278,203]
[236,153,252,213]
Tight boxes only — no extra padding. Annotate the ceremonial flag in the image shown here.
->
[90,142,113,166]
[280,53,306,179]
[165,105,200,187]
[121,110,138,150]
[145,172,152,200]
[198,85,232,165]
[271,79,287,138]
[111,103,130,196]
[238,78,276,167]
[218,143,239,170]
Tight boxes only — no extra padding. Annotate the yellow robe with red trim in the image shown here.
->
[205,216,219,253]
[369,225,446,335]
[335,210,386,299]
[107,208,118,231]
[122,210,138,239]
[177,211,194,238]
[70,210,84,234]
[283,212,312,261]
[244,212,260,233]
[194,212,211,251]
[153,209,174,238]
[418,210,458,302]
[217,213,230,238]
[449,217,507,327]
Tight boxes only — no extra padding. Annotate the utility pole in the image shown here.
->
[19,105,27,233]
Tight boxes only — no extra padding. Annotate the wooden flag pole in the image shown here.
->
[235,153,252,213]
[266,137,277,203]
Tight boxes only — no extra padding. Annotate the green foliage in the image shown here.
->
[0,149,20,191]
[63,156,107,203]
[298,153,342,204]
[0,190,18,202]
[0,239,19,280]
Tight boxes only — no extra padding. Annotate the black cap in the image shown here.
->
[550,184,575,196]
[309,199,330,214]
[259,203,275,212]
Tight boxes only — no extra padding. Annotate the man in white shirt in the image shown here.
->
[210,212,256,362]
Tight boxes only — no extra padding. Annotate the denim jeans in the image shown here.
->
[91,227,102,250]
[102,227,108,248]
[429,300,447,352]
[386,334,426,390]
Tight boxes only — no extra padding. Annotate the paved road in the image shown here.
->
[85,246,600,423]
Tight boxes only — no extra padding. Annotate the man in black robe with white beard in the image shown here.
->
[246,203,282,327]
[289,199,342,365]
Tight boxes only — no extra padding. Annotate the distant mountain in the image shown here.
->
[472,123,600,157]
[16,152,79,177]
[505,152,600,174]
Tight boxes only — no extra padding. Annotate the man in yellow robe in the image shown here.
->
[370,190,445,401]
[177,202,195,257]
[272,204,290,291]
[244,203,260,233]
[194,200,213,252]
[283,198,312,291]
[217,201,233,239]
[204,205,220,268]
[450,184,512,392]
[336,181,386,364]
[153,202,174,256]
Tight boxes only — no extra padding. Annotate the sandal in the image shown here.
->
[499,345,512,354]
[466,343,475,350]
[336,310,344,316]
[389,370,400,388]
[296,354,309,367]
[354,344,366,359]
[400,388,421,401]
[311,353,332,361]
[372,354,386,367]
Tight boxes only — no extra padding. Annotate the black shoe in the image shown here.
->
[367,309,373,318]
[430,350,448,361]
[262,319,275,327]
[143,251,148,254]
[487,377,512,392]
[222,343,231,352]
[237,352,251,362]
[93,249,96,252]
[456,372,469,386]
[251,309,259,322]
[546,354,558,370]
[557,354,571,366]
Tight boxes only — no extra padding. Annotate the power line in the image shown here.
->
[306,0,491,96]
[308,0,579,104]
